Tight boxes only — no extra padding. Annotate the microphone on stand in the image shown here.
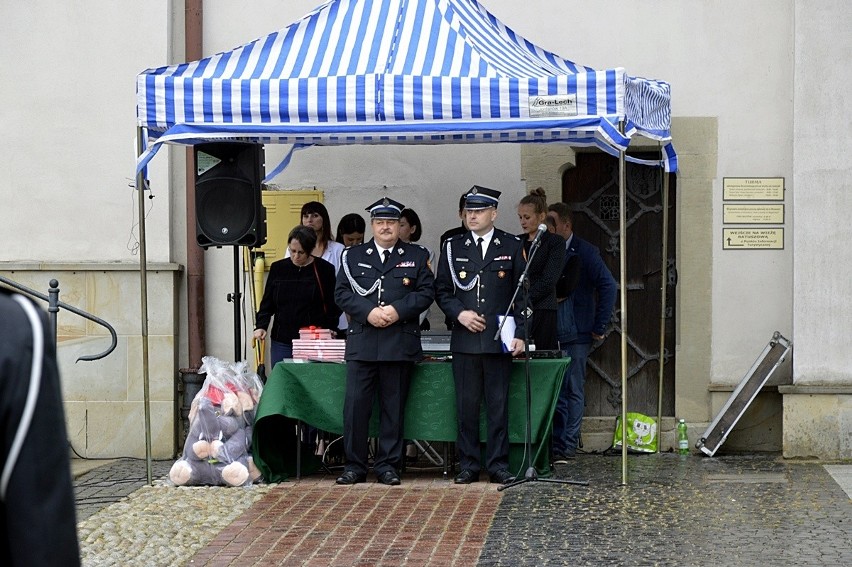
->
[531,223,548,246]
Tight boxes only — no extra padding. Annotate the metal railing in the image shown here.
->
[0,275,117,362]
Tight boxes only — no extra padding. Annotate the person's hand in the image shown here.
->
[253,329,266,340]
[510,338,525,357]
[380,305,400,324]
[458,310,486,333]
[367,307,386,327]
[366,306,402,328]
[592,332,605,341]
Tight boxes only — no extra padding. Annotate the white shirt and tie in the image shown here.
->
[473,229,495,260]
[376,244,393,264]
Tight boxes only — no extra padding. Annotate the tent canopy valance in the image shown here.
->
[136,0,676,172]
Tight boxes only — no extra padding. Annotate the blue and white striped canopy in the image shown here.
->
[137,0,676,172]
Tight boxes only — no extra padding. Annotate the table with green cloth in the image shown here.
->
[252,358,569,482]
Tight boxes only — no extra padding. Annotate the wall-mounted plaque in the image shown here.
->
[723,228,784,250]
[723,204,785,224]
[723,177,784,201]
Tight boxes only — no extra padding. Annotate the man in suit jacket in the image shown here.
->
[435,186,526,485]
[334,197,435,486]
[547,203,617,463]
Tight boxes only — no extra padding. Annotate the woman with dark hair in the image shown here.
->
[254,225,341,362]
[298,201,345,272]
[398,208,424,243]
[399,208,435,331]
[335,213,366,247]
[516,188,565,351]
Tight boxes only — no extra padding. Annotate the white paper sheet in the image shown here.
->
[497,315,515,352]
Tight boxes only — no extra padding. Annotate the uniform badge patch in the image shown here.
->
[459,271,467,279]
[498,271,506,278]
[402,277,411,286]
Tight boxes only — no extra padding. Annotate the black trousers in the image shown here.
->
[342,360,413,476]
[452,352,512,475]
[530,308,558,350]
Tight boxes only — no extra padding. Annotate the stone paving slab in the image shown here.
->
[824,464,852,498]
[480,453,852,567]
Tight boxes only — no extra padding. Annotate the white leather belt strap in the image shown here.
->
[0,294,43,501]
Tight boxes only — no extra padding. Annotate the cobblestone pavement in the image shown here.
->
[74,458,172,522]
[74,454,852,566]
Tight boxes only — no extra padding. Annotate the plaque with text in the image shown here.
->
[723,177,784,201]
[723,228,784,250]
[723,204,785,224]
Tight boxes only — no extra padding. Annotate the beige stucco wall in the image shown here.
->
[784,0,852,458]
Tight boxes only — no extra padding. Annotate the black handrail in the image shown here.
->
[0,275,117,362]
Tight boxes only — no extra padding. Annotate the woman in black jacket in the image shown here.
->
[254,225,341,362]
[516,188,566,351]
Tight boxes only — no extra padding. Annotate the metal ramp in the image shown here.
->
[697,331,792,457]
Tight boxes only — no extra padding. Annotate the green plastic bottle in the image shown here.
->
[677,419,689,455]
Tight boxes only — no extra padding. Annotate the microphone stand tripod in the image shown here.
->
[495,231,588,491]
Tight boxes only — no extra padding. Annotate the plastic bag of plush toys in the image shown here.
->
[169,356,264,487]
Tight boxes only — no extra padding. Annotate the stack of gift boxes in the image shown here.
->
[291,326,346,362]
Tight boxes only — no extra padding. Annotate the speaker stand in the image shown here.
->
[226,246,242,362]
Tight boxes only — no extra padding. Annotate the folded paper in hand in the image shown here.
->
[497,315,515,352]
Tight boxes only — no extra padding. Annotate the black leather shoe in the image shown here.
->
[336,470,366,485]
[489,470,516,485]
[454,469,479,484]
[377,470,401,486]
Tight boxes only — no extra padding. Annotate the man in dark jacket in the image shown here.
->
[435,186,526,485]
[1,289,80,566]
[334,197,435,486]
[548,203,617,462]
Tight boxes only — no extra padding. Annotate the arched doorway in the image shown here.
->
[562,151,677,419]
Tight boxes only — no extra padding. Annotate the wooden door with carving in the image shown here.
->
[562,152,676,419]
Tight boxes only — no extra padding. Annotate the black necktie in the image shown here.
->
[477,237,485,260]
[382,249,391,264]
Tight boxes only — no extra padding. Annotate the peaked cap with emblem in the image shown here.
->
[463,185,501,210]
[365,197,405,219]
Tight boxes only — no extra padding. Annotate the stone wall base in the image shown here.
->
[780,385,852,459]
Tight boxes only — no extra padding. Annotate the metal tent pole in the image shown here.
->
[618,125,628,485]
[136,126,153,485]
[656,162,670,452]
[232,246,242,362]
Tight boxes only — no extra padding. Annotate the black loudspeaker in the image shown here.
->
[194,142,266,248]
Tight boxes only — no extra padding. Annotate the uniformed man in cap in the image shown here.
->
[435,185,526,485]
[334,197,435,486]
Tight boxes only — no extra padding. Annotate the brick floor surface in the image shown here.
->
[187,474,500,566]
